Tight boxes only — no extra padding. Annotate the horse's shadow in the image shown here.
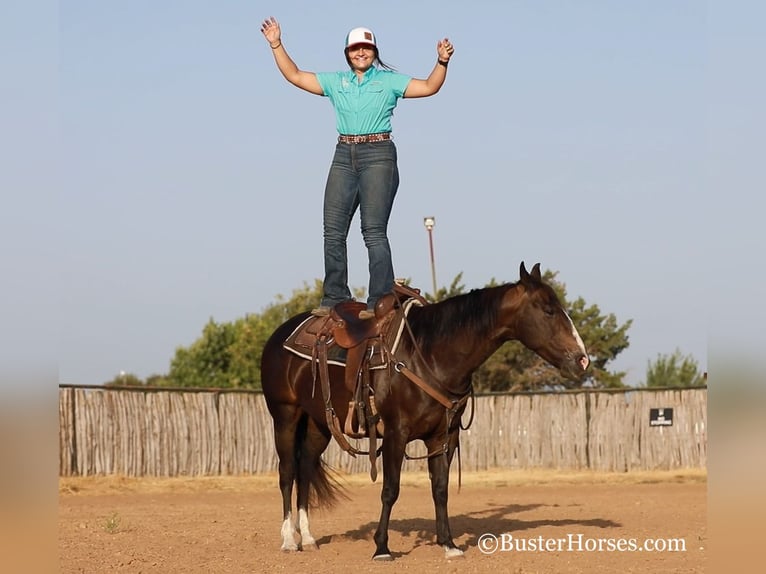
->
[316,502,621,558]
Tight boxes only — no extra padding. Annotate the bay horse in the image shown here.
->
[260,262,589,560]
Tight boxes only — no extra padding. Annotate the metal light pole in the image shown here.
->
[423,216,437,297]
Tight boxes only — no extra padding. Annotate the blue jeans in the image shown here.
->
[320,140,399,309]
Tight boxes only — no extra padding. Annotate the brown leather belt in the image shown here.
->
[338,132,392,144]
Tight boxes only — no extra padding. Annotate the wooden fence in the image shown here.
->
[59,385,706,477]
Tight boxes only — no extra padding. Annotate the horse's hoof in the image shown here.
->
[280,545,299,553]
[372,553,393,561]
[301,542,319,552]
[444,546,465,559]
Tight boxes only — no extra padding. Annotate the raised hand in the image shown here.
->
[437,38,455,62]
[261,16,281,46]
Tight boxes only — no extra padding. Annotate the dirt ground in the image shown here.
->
[59,469,706,573]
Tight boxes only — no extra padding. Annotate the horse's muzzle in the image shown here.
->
[560,354,589,384]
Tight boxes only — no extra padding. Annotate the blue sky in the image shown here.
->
[4,1,764,390]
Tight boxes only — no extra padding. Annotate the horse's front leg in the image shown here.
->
[372,430,407,561]
[426,429,464,559]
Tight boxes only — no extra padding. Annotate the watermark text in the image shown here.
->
[477,533,686,555]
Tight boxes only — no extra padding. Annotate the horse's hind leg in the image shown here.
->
[272,404,303,552]
[295,418,331,550]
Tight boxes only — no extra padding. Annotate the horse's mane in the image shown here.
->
[409,283,516,355]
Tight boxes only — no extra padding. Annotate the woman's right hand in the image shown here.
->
[260,17,323,95]
[260,16,281,46]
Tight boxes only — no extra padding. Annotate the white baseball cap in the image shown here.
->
[345,27,376,49]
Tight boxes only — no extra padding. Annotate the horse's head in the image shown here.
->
[510,262,590,383]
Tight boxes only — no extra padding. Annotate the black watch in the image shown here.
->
[437,59,449,67]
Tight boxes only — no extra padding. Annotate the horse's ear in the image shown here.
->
[519,261,543,286]
[519,261,530,284]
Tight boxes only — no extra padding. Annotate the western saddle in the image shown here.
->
[283,282,427,481]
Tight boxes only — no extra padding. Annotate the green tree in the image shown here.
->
[568,294,631,389]
[226,280,328,389]
[423,273,467,303]
[103,372,145,387]
[645,349,705,388]
[165,280,364,389]
[145,373,171,386]
[167,319,238,388]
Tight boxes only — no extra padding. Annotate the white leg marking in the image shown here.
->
[372,553,393,561]
[298,507,317,549]
[444,545,465,559]
[280,512,298,552]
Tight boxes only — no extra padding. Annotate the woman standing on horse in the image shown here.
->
[260,17,454,319]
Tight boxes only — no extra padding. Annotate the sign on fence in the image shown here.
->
[649,407,674,427]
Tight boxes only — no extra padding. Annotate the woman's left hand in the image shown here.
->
[437,38,455,62]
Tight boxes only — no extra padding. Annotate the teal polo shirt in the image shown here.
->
[316,67,412,135]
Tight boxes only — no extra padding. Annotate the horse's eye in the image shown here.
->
[544,306,556,317]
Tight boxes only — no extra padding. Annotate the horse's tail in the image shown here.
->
[294,415,348,509]
[306,457,348,509]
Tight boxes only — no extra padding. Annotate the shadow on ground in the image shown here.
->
[316,501,621,556]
